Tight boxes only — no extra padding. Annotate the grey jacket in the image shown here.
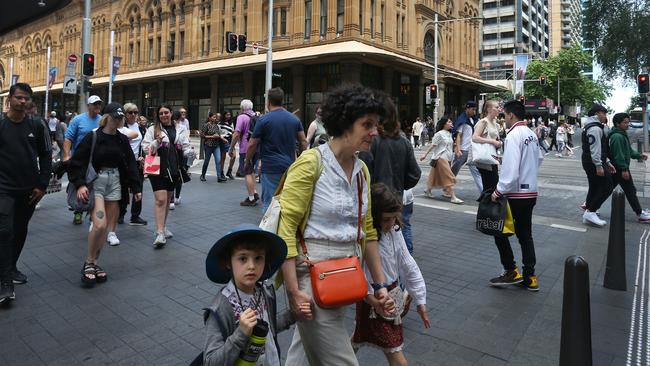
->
[202,282,294,366]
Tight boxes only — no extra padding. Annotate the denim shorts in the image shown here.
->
[94,168,122,201]
[219,141,230,154]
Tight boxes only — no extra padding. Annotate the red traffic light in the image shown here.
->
[429,84,438,98]
[639,73,650,94]
[82,53,95,76]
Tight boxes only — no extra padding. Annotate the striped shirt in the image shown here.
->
[218,121,234,142]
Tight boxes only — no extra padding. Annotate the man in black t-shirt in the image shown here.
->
[0,83,52,304]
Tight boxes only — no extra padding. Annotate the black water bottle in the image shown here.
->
[235,319,269,365]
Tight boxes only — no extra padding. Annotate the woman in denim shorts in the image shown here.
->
[68,103,142,287]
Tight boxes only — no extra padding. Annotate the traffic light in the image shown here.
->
[519,95,525,104]
[226,32,238,53]
[539,76,547,85]
[238,34,247,52]
[82,53,94,76]
[83,79,93,93]
[429,84,438,99]
[638,73,649,94]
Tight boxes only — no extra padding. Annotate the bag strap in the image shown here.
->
[88,130,97,167]
[356,172,363,245]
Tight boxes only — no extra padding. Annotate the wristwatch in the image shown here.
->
[371,283,389,291]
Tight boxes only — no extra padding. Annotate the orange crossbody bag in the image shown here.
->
[300,173,368,309]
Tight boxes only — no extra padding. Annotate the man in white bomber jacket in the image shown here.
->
[489,100,543,292]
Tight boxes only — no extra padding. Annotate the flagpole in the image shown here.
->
[44,46,51,116]
[108,30,114,103]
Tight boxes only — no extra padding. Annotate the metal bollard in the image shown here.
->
[559,255,592,366]
[604,189,626,291]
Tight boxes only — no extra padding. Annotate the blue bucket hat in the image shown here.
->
[205,224,288,284]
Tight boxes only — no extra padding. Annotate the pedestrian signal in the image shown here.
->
[429,84,438,99]
[638,73,649,94]
[539,76,547,85]
[82,53,95,76]
[519,96,525,104]
[226,32,238,53]
[238,35,247,52]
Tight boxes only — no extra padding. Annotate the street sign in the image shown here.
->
[425,85,431,105]
[68,54,78,63]
[252,42,259,55]
[63,76,77,94]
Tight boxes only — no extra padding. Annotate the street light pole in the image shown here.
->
[433,15,482,123]
[264,0,273,112]
[79,0,92,113]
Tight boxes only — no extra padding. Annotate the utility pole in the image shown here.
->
[434,15,482,122]
[79,0,92,113]
[264,0,273,112]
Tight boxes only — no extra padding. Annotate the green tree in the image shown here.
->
[522,46,609,107]
[583,0,649,79]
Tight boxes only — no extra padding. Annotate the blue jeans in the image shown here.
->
[261,173,283,212]
[402,203,414,253]
[202,145,222,178]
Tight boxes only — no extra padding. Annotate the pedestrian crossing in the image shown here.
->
[627,229,650,366]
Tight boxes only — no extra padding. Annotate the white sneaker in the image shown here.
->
[153,232,166,248]
[89,221,93,233]
[169,202,175,210]
[583,211,606,227]
[107,232,120,246]
[175,196,181,205]
[639,212,650,223]
[164,227,173,238]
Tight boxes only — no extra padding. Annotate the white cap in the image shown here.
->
[50,111,56,116]
[87,95,102,104]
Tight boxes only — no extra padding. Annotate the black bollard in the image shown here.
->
[604,189,626,291]
[559,255,592,366]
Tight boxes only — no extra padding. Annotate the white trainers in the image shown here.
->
[153,232,166,248]
[169,202,175,210]
[164,227,173,238]
[639,211,650,223]
[583,211,606,227]
[174,196,181,205]
[107,232,120,246]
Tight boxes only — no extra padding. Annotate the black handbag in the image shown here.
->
[67,131,98,212]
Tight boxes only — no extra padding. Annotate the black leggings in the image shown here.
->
[0,191,35,281]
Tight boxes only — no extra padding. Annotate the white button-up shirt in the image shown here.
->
[303,144,369,243]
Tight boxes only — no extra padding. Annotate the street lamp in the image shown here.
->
[265,0,273,111]
[433,14,482,122]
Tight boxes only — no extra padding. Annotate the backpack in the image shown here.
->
[549,125,557,138]
[246,113,259,140]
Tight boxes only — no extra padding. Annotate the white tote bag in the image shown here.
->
[471,142,499,165]
[259,196,282,234]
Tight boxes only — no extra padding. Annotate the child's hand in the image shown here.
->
[298,302,313,320]
[238,308,258,337]
[417,304,430,329]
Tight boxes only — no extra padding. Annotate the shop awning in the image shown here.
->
[441,69,507,93]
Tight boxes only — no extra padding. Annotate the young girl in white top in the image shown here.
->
[352,183,430,366]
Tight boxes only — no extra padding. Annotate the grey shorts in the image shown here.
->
[94,168,122,201]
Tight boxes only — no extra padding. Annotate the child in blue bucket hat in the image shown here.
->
[197,223,310,365]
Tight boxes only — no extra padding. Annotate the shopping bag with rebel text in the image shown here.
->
[476,192,513,237]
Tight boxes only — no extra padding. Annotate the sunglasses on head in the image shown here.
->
[127,111,139,114]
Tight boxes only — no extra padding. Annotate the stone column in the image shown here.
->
[161,12,170,62]
[292,0,305,42]
[249,0,263,43]
[327,0,337,38]
[363,0,371,40]
[311,0,321,42]
[343,0,360,37]
[384,0,394,45]
[292,64,305,124]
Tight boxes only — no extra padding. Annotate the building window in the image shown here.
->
[320,0,327,37]
[370,0,375,38]
[180,31,185,59]
[232,17,236,33]
[201,26,205,55]
[396,14,399,44]
[129,43,134,65]
[273,8,278,36]
[305,0,312,39]
[483,33,497,41]
[337,0,344,34]
[244,16,247,36]
[170,6,176,26]
[157,36,161,62]
[359,0,363,35]
[221,20,225,52]
[179,2,185,22]
[207,25,211,52]
[424,32,434,62]
[280,8,287,36]
[232,0,236,12]
[379,4,384,40]
[221,0,225,11]
[401,16,405,46]
[149,38,153,63]
[169,33,175,62]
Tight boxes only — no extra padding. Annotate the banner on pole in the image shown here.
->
[11,75,19,85]
[111,56,122,83]
[48,67,57,89]
[514,54,529,96]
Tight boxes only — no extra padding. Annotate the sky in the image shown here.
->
[606,78,637,113]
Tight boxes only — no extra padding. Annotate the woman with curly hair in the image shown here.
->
[278,84,396,365]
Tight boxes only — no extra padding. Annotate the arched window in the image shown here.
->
[179,1,185,22]
[149,11,154,28]
[130,17,135,33]
[424,32,435,63]
[170,5,176,26]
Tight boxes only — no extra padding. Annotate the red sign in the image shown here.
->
[68,54,77,63]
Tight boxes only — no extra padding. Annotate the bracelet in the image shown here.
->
[371,282,389,291]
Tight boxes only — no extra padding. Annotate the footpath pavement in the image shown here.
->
[1,144,649,365]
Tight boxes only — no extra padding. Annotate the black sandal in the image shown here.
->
[94,264,108,283]
[81,262,96,286]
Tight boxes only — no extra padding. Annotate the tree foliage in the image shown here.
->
[523,46,609,107]
[583,0,650,79]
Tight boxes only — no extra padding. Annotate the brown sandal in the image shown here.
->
[81,262,96,286]
[94,264,107,283]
